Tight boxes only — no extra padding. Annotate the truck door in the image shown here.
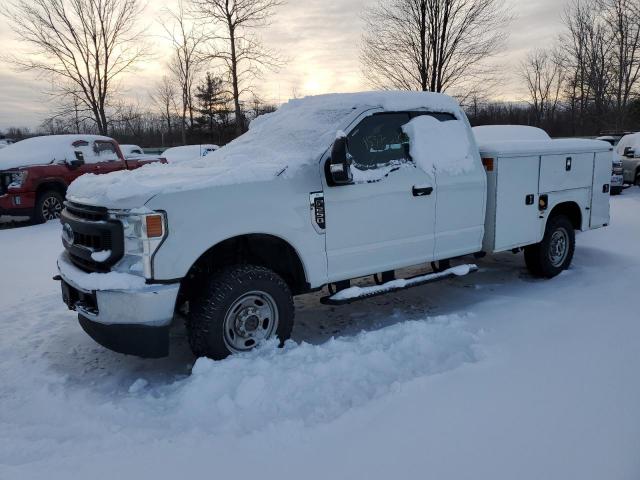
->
[590,151,611,228]
[92,140,125,175]
[323,112,437,282]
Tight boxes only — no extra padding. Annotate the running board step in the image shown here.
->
[320,264,478,306]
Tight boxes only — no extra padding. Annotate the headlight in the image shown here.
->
[7,171,27,189]
[109,210,167,279]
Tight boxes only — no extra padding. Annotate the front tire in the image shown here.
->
[33,190,64,224]
[187,265,294,360]
[524,215,575,278]
[610,186,622,195]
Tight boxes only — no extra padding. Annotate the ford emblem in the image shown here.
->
[62,223,75,245]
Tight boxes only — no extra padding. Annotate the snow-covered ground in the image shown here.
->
[1,191,639,479]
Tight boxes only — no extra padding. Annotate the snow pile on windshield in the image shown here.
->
[402,115,476,175]
[162,144,220,163]
[68,91,462,206]
[473,125,550,143]
[0,135,113,170]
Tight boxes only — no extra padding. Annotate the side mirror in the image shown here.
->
[623,147,635,158]
[328,136,352,185]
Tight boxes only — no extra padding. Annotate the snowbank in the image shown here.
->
[402,115,476,175]
[175,315,481,433]
[473,125,550,143]
[0,135,114,170]
[68,91,462,206]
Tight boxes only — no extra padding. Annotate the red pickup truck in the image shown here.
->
[0,135,165,223]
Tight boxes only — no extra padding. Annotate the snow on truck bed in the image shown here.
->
[473,125,612,156]
[0,134,113,170]
[67,91,464,207]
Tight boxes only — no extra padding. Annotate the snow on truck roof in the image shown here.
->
[0,134,113,170]
[68,91,464,206]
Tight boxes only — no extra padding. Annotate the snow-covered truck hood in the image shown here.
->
[0,134,114,170]
[67,91,463,209]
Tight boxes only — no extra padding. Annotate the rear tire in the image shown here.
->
[610,186,622,195]
[524,215,575,279]
[186,265,294,360]
[33,190,64,224]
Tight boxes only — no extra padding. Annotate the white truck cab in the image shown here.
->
[56,92,612,359]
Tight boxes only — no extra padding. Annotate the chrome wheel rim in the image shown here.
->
[549,227,569,267]
[42,196,62,221]
[223,291,279,353]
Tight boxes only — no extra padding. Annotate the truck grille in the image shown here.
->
[64,201,109,221]
[61,203,124,273]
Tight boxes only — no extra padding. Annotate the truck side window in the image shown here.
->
[410,111,457,122]
[347,113,411,170]
[92,141,119,162]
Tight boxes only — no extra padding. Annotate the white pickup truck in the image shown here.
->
[56,92,612,359]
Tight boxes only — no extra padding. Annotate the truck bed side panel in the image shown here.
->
[492,155,542,252]
[539,153,594,193]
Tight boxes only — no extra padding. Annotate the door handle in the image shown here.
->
[412,185,433,196]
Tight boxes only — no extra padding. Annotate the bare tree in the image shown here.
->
[151,76,179,139]
[163,0,206,145]
[2,0,148,135]
[561,0,614,132]
[191,0,283,135]
[360,0,511,95]
[601,0,640,128]
[520,48,565,126]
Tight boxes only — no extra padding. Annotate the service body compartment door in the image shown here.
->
[539,152,594,192]
[493,155,543,251]
[590,151,611,228]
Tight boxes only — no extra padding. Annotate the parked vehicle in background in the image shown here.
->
[162,144,219,163]
[120,144,166,163]
[0,135,166,223]
[56,92,612,360]
[615,132,640,187]
[119,144,145,158]
[595,136,624,195]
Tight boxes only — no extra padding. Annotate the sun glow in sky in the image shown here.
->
[0,0,568,130]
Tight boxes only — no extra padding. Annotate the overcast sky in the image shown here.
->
[0,0,567,131]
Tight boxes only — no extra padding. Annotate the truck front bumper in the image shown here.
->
[57,255,180,358]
